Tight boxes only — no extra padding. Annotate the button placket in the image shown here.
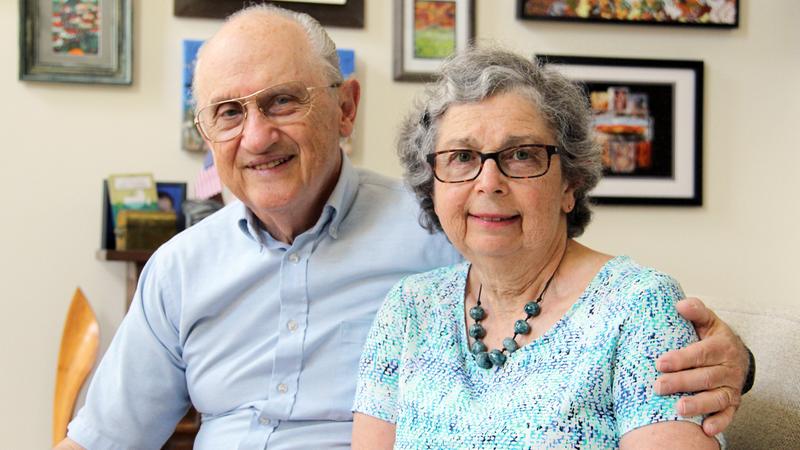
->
[272,240,309,419]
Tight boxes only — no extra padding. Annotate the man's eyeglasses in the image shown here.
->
[426,145,561,183]
[194,81,341,143]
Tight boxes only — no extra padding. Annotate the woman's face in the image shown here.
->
[432,92,575,261]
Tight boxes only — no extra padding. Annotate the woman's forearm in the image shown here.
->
[352,412,396,450]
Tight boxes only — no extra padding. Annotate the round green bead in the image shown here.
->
[475,351,493,369]
[488,349,507,366]
[471,340,488,354]
[469,305,486,321]
[514,319,531,334]
[502,337,519,353]
[524,301,541,317]
[469,323,486,339]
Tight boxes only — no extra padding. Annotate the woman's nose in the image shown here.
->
[474,159,508,195]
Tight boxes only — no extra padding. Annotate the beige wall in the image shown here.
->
[1,0,797,447]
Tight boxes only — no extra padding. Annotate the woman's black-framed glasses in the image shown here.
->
[194,80,341,143]
[426,144,561,183]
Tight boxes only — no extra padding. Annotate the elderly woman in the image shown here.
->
[351,47,722,449]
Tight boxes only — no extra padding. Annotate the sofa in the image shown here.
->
[702,297,800,449]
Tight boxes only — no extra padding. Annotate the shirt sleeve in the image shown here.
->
[612,270,705,436]
[352,277,413,424]
[67,250,191,449]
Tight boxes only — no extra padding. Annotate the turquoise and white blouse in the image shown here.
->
[354,256,722,449]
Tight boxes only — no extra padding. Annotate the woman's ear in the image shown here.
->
[561,183,576,213]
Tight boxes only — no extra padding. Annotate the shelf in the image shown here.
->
[96,249,153,263]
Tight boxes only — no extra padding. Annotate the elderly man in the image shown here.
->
[57,5,751,450]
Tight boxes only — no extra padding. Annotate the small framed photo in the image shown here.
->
[518,0,738,28]
[174,0,364,28]
[393,0,475,82]
[19,0,133,85]
[539,55,703,206]
[156,182,188,231]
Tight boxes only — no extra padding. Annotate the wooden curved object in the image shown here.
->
[53,288,99,446]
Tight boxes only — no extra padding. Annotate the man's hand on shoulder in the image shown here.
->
[53,438,85,450]
[654,297,750,437]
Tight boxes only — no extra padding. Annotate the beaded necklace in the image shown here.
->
[468,248,566,369]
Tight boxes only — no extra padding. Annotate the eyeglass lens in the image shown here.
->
[433,146,553,182]
[196,82,315,142]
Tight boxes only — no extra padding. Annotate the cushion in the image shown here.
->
[700,297,800,450]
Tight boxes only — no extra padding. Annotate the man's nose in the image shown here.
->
[239,105,280,151]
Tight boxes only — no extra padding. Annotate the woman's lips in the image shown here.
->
[468,213,520,225]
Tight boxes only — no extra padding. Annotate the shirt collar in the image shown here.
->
[235,151,359,246]
[324,151,358,239]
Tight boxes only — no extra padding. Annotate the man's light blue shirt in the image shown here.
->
[68,156,461,449]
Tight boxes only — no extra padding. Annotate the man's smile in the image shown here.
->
[246,154,295,170]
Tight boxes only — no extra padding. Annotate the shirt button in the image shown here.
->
[277,383,289,394]
[259,417,271,426]
[287,319,298,332]
[288,253,300,263]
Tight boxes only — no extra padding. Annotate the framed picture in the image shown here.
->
[173,0,364,28]
[156,182,188,231]
[19,0,133,84]
[102,180,188,250]
[182,40,206,153]
[393,0,475,82]
[539,55,703,205]
[518,0,738,28]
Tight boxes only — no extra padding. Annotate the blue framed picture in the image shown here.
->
[155,182,187,231]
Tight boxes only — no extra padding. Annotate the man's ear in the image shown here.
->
[338,78,361,138]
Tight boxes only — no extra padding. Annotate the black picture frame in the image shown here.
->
[19,0,133,85]
[539,54,703,206]
[517,0,738,28]
[173,0,364,28]
[102,180,187,250]
[393,0,475,82]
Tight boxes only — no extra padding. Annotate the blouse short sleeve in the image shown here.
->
[612,271,704,435]
[352,277,413,423]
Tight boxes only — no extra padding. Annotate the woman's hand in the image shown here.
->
[654,297,750,436]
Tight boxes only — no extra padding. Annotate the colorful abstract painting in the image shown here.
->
[541,54,703,205]
[51,0,101,55]
[413,1,456,59]
[587,83,674,178]
[520,0,738,27]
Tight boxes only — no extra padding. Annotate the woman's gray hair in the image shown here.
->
[398,46,602,238]
[193,4,343,101]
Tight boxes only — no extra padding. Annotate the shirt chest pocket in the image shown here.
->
[338,319,375,379]
[325,320,372,420]
[340,319,374,348]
